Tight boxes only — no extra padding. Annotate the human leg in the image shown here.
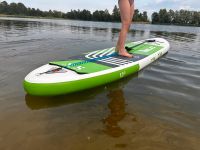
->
[116,0,134,58]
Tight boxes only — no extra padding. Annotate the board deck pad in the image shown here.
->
[50,42,163,74]
[49,60,111,74]
[129,44,163,55]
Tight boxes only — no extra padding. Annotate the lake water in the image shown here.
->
[0,17,200,150]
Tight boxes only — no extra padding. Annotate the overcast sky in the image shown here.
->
[4,0,200,14]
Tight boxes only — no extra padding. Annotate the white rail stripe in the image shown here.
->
[99,58,130,65]
[93,49,108,58]
[106,49,115,56]
[105,57,132,62]
[100,59,130,65]
[101,57,132,63]
[85,51,100,59]
[99,60,124,66]
[99,48,114,57]
[86,48,114,59]
[99,60,129,66]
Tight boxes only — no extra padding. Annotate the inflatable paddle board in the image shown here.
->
[24,38,170,96]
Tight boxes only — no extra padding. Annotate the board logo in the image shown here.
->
[120,71,126,78]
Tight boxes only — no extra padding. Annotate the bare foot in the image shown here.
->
[117,49,133,58]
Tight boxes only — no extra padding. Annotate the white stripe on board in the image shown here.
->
[103,57,132,62]
[106,50,115,56]
[101,57,132,63]
[93,49,109,58]
[85,48,114,59]
[99,59,129,65]
[99,48,114,57]
[99,57,132,66]
[99,60,129,66]
[85,50,100,59]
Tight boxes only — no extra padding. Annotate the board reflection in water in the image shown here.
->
[25,85,106,110]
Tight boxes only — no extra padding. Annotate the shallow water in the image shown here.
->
[0,17,200,150]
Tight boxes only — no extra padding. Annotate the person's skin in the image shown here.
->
[116,0,135,58]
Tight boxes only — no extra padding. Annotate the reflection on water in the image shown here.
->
[25,85,106,110]
[103,89,126,137]
[102,74,138,138]
[151,31,197,42]
[0,17,200,150]
[70,25,91,34]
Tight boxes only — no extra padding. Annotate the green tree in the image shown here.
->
[17,2,27,15]
[0,1,8,14]
[133,9,139,21]
[104,9,111,21]
[92,10,106,21]
[92,9,111,22]
[174,10,181,24]
[80,9,92,20]
[191,11,200,26]
[152,12,159,24]
[142,11,148,22]
[179,9,191,25]
[52,10,62,18]
[168,9,175,24]
[112,5,120,22]
[159,9,170,23]
[8,2,18,14]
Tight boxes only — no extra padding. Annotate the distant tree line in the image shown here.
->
[0,1,148,22]
[2,1,199,26]
[152,9,200,26]
[0,1,64,18]
[65,6,148,22]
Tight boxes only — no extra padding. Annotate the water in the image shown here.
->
[0,17,200,150]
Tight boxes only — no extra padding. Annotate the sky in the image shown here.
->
[3,0,200,15]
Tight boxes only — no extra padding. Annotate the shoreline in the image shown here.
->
[0,14,199,27]
[0,14,150,24]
